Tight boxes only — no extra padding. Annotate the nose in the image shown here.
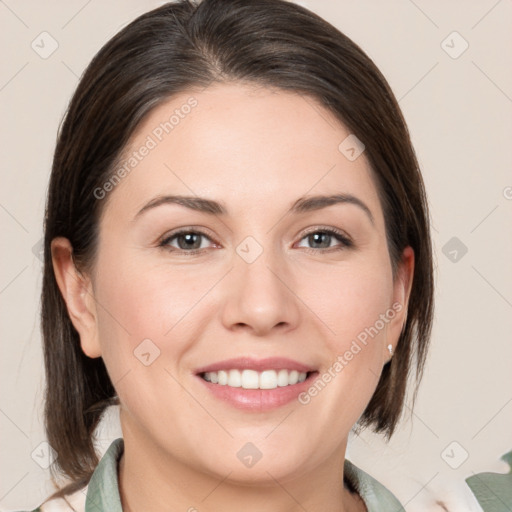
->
[220,246,301,337]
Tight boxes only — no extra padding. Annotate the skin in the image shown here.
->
[52,82,413,512]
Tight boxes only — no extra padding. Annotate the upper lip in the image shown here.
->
[195,357,315,374]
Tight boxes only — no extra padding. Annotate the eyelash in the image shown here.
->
[158,227,353,255]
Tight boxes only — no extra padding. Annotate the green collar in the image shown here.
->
[84,437,404,512]
[85,438,124,512]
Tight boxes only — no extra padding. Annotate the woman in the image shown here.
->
[22,0,435,510]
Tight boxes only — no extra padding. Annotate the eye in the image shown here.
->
[159,229,217,253]
[296,228,353,251]
[158,227,352,255]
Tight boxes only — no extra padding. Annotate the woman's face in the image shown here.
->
[71,83,411,483]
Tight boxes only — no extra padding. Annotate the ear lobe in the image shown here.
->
[387,246,415,354]
[51,237,102,358]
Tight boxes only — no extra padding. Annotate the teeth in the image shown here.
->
[202,369,308,389]
[260,370,277,389]
[242,370,259,389]
[277,369,289,387]
[228,369,241,387]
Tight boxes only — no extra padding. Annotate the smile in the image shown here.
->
[195,357,317,410]
[201,369,309,389]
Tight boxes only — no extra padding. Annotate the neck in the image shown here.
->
[118,425,365,512]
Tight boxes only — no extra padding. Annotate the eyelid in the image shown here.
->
[296,225,353,245]
[158,225,353,254]
[299,225,350,237]
[158,227,220,250]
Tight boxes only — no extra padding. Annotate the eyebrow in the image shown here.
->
[135,193,374,224]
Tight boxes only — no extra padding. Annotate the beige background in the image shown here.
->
[1,1,511,511]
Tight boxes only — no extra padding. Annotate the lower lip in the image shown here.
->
[196,373,317,411]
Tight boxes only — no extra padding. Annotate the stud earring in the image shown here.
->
[387,344,393,357]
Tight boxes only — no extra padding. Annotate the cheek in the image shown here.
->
[299,255,394,352]
[294,256,394,420]
[336,273,393,353]
[91,251,218,373]
[90,253,213,432]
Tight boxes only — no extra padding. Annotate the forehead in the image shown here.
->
[102,82,381,220]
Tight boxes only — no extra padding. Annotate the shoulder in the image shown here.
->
[14,486,88,512]
[465,449,512,511]
[15,438,125,512]
[344,459,405,512]
[40,488,88,512]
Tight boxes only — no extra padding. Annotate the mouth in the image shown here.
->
[194,357,318,410]
[200,369,310,389]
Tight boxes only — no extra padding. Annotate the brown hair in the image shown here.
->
[42,0,434,499]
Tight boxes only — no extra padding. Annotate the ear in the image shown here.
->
[51,237,102,358]
[386,246,415,358]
